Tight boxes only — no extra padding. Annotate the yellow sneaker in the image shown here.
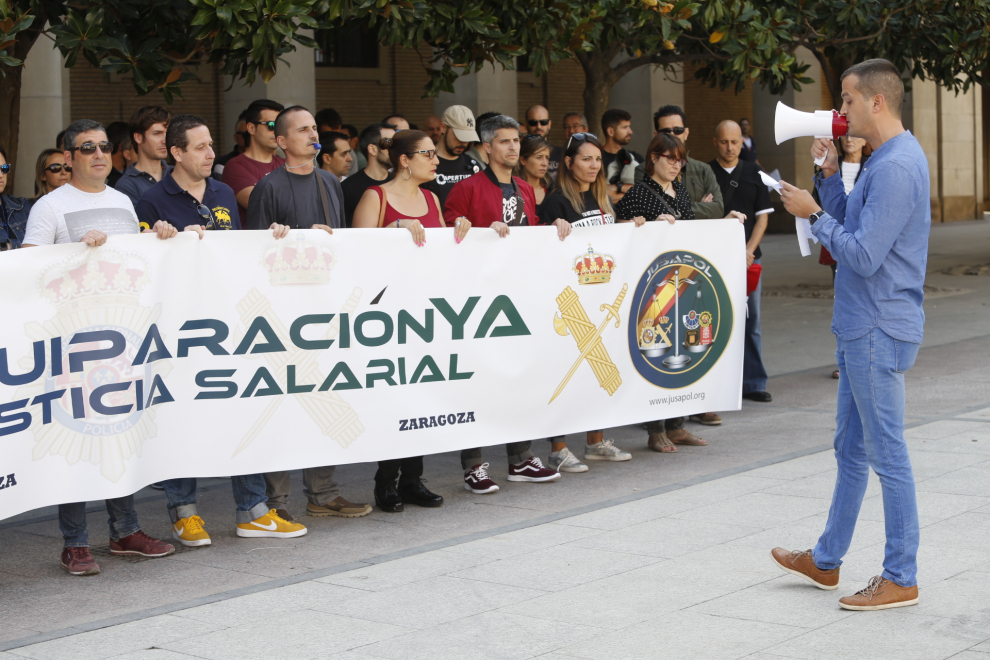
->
[172,515,211,547]
[236,509,308,539]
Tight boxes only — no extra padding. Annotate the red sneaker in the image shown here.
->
[60,547,100,576]
[464,463,499,494]
[110,530,175,558]
[507,457,561,483]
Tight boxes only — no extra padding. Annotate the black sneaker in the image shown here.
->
[397,480,443,508]
[743,391,772,403]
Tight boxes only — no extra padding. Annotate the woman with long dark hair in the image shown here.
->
[538,132,633,473]
[516,135,551,211]
[352,130,470,511]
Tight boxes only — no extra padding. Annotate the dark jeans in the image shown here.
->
[163,475,269,524]
[461,442,533,470]
[376,456,424,486]
[58,496,140,547]
[743,258,768,393]
[645,418,684,434]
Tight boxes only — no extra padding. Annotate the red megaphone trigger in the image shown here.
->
[832,111,848,138]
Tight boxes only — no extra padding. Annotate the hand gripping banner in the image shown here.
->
[0,222,746,520]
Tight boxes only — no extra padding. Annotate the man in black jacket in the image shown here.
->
[711,120,774,403]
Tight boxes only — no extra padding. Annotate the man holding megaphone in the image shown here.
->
[772,59,931,611]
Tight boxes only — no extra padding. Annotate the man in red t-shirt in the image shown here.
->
[222,99,285,225]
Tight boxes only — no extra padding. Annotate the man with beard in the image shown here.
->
[422,105,482,208]
[340,122,396,226]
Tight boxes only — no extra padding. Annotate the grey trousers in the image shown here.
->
[264,467,340,508]
[461,442,533,470]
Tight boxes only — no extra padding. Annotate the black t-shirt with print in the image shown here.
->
[615,177,695,221]
[422,153,481,209]
[538,190,615,227]
[709,159,773,259]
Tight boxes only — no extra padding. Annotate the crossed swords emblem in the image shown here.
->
[549,284,628,404]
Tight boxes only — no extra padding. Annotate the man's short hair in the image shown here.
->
[841,59,904,118]
[245,99,285,125]
[563,112,587,126]
[55,130,66,150]
[128,105,170,144]
[601,109,632,135]
[319,131,350,157]
[342,124,358,140]
[653,105,686,131]
[479,115,520,145]
[315,107,343,130]
[273,105,312,138]
[63,119,105,151]
[105,121,131,155]
[166,114,208,152]
[358,122,396,158]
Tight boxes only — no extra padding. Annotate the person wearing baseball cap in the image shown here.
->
[422,105,482,208]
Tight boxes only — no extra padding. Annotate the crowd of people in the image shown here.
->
[0,99,783,577]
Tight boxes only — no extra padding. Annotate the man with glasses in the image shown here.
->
[634,105,724,221]
[422,105,482,208]
[115,106,172,208]
[524,105,563,183]
[711,119,773,404]
[562,112,589,141]
[222,99,285,226]
[22,118,182,575]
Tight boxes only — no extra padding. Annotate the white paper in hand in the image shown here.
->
[758,171,818,257]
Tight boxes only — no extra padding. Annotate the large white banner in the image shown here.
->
[0,222,746,520]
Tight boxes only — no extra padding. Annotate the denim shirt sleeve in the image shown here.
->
[816,171,847,223]
[811,160,920,278]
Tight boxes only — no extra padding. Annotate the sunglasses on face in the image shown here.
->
[565,132,598,150]
[45,163,72,174]
[412,149,437,159]
[251,121,276,131]
[527,119,550,127]
[0,164,9,174]
[196,204,217,230]
[657,153,687,167]
[658,126,687,136]
[69,141,113,156]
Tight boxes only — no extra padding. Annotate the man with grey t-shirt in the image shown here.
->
[21,118,180,577]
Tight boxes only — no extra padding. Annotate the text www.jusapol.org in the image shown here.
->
[650,391,706,406]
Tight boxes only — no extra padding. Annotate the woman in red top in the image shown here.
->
[353,130,471,244]
[351,130,470,513]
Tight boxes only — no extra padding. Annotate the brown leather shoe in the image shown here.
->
[771,547,839,590]
[839,576,918,610]
[688,412,722,426]
[648,431,677,453]
[307,496,372,518]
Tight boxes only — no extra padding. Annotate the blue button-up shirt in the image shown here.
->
[813,130,930,344]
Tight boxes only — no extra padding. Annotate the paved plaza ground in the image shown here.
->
[1,220,989,659]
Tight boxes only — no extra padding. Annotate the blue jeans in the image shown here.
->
[58,497,140,547]
[743,258,768,393]
[813,328,920,587]
[162,475,269,524]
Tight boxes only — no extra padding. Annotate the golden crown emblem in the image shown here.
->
[40,249,150,307]
[573,244,615,285]
[262,237,335,286]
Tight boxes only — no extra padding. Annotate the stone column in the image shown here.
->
[434,62,518,120]
[221,32,317,153]
[15,38,71,198]
[608,63,685,155]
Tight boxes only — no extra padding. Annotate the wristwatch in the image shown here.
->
[808,211,825,225]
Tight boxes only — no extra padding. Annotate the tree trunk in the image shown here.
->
[0,29,41,193]
[576,50,617,140]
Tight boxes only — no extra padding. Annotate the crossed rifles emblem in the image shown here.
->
[549,284,628,404]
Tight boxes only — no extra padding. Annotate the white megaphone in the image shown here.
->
[774,101,848,166]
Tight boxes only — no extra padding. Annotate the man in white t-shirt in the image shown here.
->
[23,119,177,248]
[22,119,179,577]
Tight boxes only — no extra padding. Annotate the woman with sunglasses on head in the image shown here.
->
[537,132,633,473]
[0,144,35,250]
[352,129,468,512]
[34,148,72,198]
[516,135,552,213]
[615,132,747,453]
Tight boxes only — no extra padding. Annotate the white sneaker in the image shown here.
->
[584,439,632,462]
[548,447,589,473]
